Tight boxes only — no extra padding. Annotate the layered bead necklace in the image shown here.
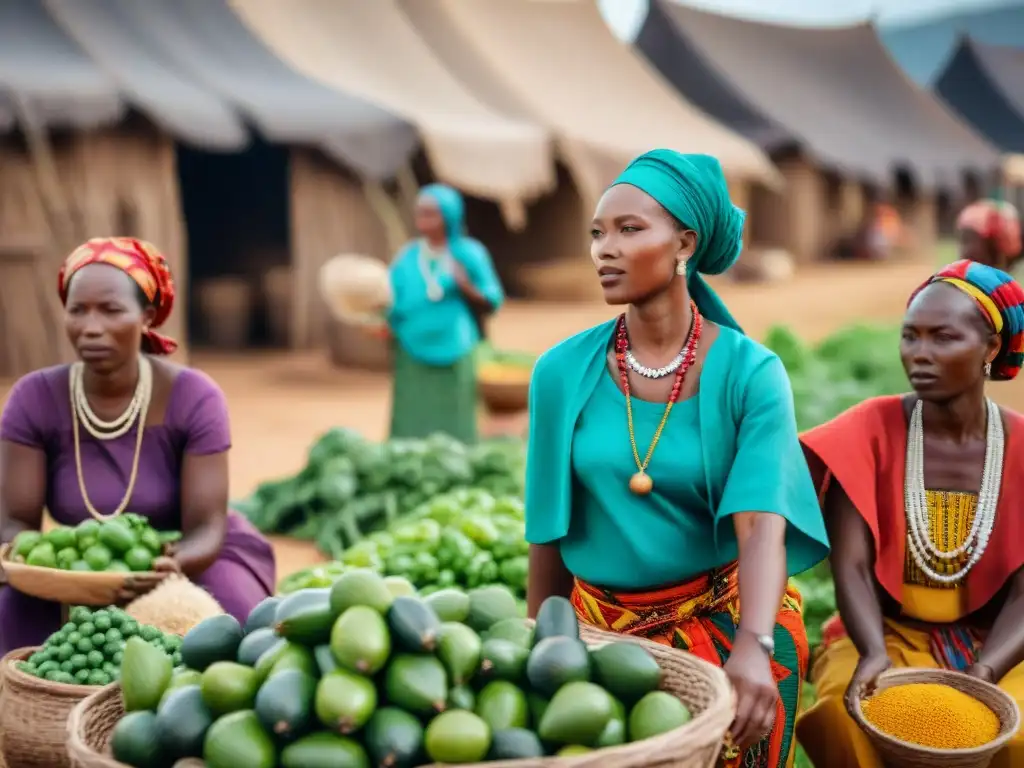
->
[69,356,154,521]
[418,241,450,302]
[615,301,703,495]
[904,397,1004,585]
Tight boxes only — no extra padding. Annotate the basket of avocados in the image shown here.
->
[0,647,101,768]
[1,517,178,607]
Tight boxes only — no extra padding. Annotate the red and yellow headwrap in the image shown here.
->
[58,237,178,355]
[956,199,1022,259]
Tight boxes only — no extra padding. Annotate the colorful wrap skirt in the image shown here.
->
[571,563,808,768]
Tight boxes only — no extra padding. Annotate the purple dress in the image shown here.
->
[0,365,276,654]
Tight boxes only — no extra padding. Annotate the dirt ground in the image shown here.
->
[4,257,1022,577]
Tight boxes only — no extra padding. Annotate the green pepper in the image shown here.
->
[459,516,500,547]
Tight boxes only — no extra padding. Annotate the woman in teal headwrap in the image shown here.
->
[525,150,829,767]
[386,184,504,442]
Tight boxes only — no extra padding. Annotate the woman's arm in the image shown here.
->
[526,543,574,618]
[971,566,1024,682]
[451,242,504,315]
[174,450,229,577]
[0,441,46,543]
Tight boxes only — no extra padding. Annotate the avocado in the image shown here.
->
[110,711,166,768]
[386,596,441,653]
[526,636,591,697]
[590,641,663,705]
[330,605,391,675]
[384,654,448,717]
[280,732,370,768]
[254,668,316,741]
[156,684,213,759]
[363,707,424,768]
[122,636,174,713]
[424,710,491,764]
[254,641,317,682]
[478,638,528,684]
[328,568,394,615]
[181,614,244,672]
[447,684,477,711]
[628,691,692,742]
[160,669,203,708]
[237,627,281,667]
[539,681,614,747]
[527,691,550,726]
[252,637,288,680]
[484,618,534,648]
[557,745,593,755]
[595,697,627,748]
[437,622,481,686]
[533,596,579,644]
[314,669,378,734]
[202,710,276,768]
[244,596,281,634]
[382,575,416,598]
[466,586,519,633]
[314,644,339,676]
[424,588,471,622]
[200,661,260,716]
[488,728,545,760]
[474,681,529,731]
[275,590,336,646]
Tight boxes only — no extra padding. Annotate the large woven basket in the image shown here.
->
[67,625,734,768]
[850,667,1020,768]
[1,647,100,768]
[0,544,166,606]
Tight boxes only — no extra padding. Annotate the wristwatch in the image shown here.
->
[743,630,775,659]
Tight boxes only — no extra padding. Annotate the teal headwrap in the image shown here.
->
[610,149,745,333]
[419,183,466,240]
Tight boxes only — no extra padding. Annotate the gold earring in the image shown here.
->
[675,259,687,276]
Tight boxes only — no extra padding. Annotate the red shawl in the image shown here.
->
[801,395,1024,615]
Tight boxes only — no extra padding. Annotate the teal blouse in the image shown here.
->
[525,321,829,583]
[387,239,503,367]
[565,372,711,588]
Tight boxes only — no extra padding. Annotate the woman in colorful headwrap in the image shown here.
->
[796,260,1024,767]
[383,183,503,443]
[0,237,276,655]
[958,199,1023,278]
[525,150,829,767]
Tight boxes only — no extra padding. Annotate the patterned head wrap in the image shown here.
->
[957,200,1022,260]
[909,259,1024,381]
[610,149,745,333]
[58,237,178,355]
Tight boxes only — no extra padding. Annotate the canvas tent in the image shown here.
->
[935,38,1024,154]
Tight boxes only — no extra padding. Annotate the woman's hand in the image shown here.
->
[844,652,892,713]
[114,556,180,603]
[724,632,779,748]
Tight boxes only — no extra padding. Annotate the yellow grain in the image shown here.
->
[862,682,1000,750]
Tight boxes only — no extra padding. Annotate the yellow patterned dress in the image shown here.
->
[797,491,1024,768]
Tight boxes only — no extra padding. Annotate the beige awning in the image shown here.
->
[425,0,778,191]
[227,0,555,207]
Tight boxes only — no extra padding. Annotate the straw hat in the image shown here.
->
[318,252,393,325]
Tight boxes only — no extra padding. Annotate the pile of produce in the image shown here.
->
[764,323,905,431]
[236,429,525,558]
[8,515,180,573]
[861,682,1001,749]
[108,571,691,767]
[15,605,182,687]
[477,343,535,383]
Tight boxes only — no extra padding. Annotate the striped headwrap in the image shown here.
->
[910,259,1023,381]
[58,237,178,355]
[957,199,1022,260]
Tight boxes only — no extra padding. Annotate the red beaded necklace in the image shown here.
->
[614,300,703,495]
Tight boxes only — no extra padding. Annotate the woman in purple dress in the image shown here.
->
[0,237,276,654]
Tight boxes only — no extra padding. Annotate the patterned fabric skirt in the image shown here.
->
[389,344,478,443]
[571,563,808,768]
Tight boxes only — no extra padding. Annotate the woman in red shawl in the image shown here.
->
[795,260,1024,766]
[0,237,276,655]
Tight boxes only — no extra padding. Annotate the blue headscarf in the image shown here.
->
[419,183,467,241]
[610,149,745,333]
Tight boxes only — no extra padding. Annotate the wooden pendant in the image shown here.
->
[629,472,654,495]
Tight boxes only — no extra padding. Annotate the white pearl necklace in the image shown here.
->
[904,398,1004,585]
[71,356,153,441]
[624,312,698,380]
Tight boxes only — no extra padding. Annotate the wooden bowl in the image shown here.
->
[0,545,166,607]
[478,365,531,415]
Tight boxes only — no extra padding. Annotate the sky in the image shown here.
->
[597,0,1016,39]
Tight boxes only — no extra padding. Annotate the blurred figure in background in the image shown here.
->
[958,199,1023,278]
[384,184,504,443]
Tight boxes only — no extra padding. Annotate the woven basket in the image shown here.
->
[1,647,100,768]
[850,667,1020,768]
[66,626,734,768]
[0,545,165,606]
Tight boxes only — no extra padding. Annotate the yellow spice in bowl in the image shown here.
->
[861,683,1000,750]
